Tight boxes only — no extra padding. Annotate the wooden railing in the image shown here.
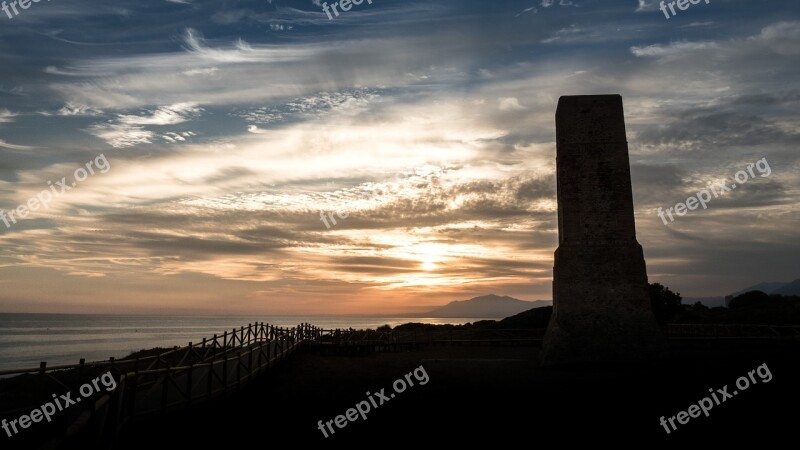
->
[0,322,327,448]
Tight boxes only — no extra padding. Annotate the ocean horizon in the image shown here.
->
[0,313,492,372]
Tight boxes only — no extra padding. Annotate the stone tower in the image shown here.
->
[541,95,666,366]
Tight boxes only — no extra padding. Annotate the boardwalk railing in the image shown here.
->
[0,322,327,449]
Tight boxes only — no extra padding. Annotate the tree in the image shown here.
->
[728,290,771,309]
[649,282,683,324]
[690,301,709,312]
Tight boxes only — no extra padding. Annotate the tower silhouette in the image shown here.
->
[541,95,667,365]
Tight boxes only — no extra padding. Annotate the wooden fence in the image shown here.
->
[0,323,327,449]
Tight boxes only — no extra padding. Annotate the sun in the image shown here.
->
[421,259,438,271]
[417,250,441,271]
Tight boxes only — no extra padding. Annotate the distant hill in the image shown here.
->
[728,281,794,297]
[422,295,550,318]
[773,279,800,296]
[683,297,726,308]
[494,305,553,328]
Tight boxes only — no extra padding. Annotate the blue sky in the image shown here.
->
[0,0,798,314]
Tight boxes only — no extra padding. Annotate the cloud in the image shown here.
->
[541,24,582,43]
[631,41,719,58]
[269,23,293,31]
[57,103,104,116]
[635,0,658,12]
[0,139,36,150]
[498,97,526,111]
[516,6,538,17]
[162,131,196,143]
[181,28,306,64]
[0,109,16,123]
[182,67,219,77]
[631,21,800,61]
[541,0,574,8]
[754,21,800,56]
[237,88,378,126]
[85,103,202,147]
[86,123,155,148]
[117,103,203,126]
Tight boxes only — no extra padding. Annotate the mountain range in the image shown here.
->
[420,294,550,318]
[684,278,800,307]
[428,280,800,316]
[728,279,800,297]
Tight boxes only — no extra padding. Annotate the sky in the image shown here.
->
[0,0,798,315]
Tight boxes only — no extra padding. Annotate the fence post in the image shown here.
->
[257,337,262,370]
[206,360,214,400]
[161,368,170,413]
[77,358,86,389]
[248,346,253,379]
[267,336,272,366]
[186,358,193,409]
[129,368,139,418]
[222,355,228,394]
[236,350,242,388]
[38,362,47,401]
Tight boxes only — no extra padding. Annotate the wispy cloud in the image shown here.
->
[117,103,203,126]
[0,139,37,150]
[0,109,16,123]
[86,123,155,148]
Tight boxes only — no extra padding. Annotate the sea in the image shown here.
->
[0,314,489,373]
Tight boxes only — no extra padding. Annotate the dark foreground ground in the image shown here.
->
[108,340,799,446]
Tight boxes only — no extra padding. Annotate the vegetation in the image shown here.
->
[677,291,800,325]
[383,284,800,333]
[649,282,683,324]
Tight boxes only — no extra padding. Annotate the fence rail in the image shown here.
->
[0,322,327,449]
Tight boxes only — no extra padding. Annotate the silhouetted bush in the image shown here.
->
[676,292,800,325]
[649,283,683,324]
[728,290,771,309]
[494,306,552,328]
